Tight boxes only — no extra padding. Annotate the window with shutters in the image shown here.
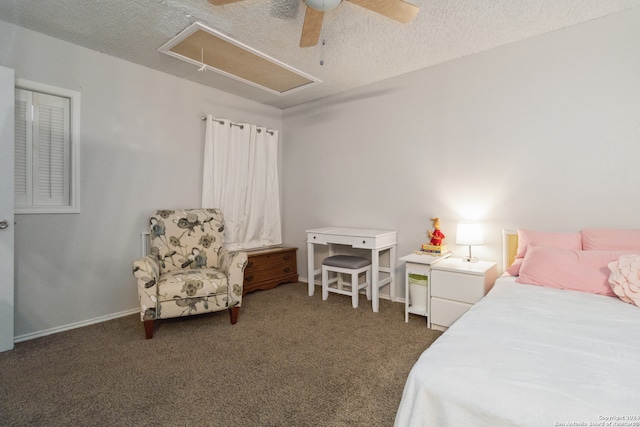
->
[14,80,80,214]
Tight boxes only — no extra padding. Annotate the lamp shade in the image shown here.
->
[456,222,484,246]
[304,0,342,11]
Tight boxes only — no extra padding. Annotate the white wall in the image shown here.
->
[2,6,640,337]
[281,7,640,298]
[0,22,282,338]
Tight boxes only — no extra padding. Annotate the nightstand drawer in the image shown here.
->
[430,297,472,328]
[431,270,485,304]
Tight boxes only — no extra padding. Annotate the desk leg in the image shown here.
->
[372,248,380,312]
[307,241,315,296]
[404,263,409,323]
[390,245,396,302]
[426,272,432,328]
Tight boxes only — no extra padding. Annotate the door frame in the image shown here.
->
[0,65,15,352]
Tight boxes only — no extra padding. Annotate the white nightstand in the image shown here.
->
[429,258,497,331]
[400,252,450,323]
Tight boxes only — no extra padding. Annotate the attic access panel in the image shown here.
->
[158,22,321,96]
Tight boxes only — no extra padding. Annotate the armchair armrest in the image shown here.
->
[220,249,248,307]
[132,255,161,321]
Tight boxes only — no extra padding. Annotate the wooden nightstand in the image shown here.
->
[243,247,298,295]
[429,258,497,331]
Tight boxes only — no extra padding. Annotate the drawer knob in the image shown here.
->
[284,267,291,273]
[245,275,254,282]
[246,261,254,269]
[283,255,291,261]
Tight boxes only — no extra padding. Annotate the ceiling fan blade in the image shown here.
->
[300,6,324,47]
[208,0,245,5]
[347,0,418,23]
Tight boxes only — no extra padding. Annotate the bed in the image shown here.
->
[395,229,640,427]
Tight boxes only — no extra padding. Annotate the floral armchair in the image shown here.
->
[132,208,248,339]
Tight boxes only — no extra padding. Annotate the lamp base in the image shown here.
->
[463,245,479,263]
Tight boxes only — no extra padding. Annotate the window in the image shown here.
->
[14,79,80,213]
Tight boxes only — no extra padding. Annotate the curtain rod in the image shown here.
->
[201,116,274,135]
[202,116,243,129]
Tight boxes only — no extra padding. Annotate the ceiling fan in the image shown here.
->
[207,0,419,48]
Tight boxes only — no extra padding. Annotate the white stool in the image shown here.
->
[322,255,372,308]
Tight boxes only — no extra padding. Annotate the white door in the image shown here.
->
[0,66,15,352]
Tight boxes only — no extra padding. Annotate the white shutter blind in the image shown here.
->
[14,80,79,214]
[32,92,70,206]
[14,89,31,206]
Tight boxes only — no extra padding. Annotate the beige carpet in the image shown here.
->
[0,282,441,426]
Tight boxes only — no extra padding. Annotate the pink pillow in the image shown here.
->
[608,254,640,307]
[582,229,640,251]
[505,258,523,276]
[508,229,582,276]
[515,245,638,296]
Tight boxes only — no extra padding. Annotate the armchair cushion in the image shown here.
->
[149,209,226,274]
[157,268,228,300]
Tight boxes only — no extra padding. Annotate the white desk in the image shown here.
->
[306,227,397,312]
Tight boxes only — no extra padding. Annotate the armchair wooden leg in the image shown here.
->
[229,306,240,324]
[144,319,154,339]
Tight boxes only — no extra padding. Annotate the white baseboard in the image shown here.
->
[12,277,407,344]
[14,308,139,343]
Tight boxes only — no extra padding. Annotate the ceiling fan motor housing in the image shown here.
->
[304,0,343,12]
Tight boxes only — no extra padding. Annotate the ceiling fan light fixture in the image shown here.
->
[304,0,342,12]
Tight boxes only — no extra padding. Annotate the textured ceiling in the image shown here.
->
[1,0,639,109]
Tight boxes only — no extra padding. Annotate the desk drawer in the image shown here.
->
[307,233,374,248]
[431,270,485,304]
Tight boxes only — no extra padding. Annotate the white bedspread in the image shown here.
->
[395,277,640,427]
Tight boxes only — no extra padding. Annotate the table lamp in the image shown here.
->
[456,222,484,263]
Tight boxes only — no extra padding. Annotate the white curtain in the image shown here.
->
[202,116,282,251]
